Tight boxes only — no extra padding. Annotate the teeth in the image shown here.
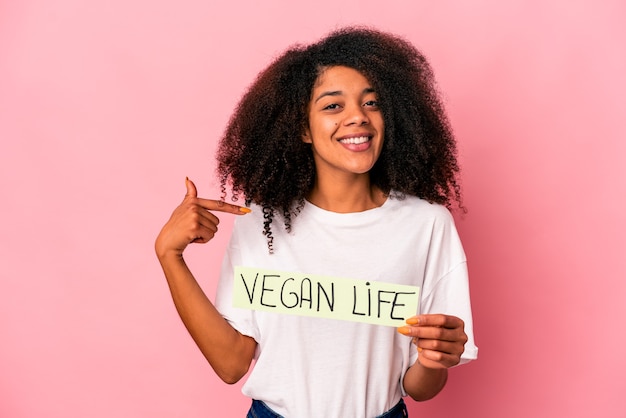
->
[339,136,369,144]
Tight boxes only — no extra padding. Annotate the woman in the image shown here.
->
[156,27,477,417]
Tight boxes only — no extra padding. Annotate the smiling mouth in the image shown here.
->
[338,136,370,145]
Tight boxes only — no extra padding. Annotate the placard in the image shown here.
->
[233,266,420,327]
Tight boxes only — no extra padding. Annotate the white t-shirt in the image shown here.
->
[215,195,478,418]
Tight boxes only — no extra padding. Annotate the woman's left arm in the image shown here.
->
[398,314,468,401]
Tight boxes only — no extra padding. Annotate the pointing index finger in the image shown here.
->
[196,198,252,215]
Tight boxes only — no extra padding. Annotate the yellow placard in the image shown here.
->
[233,266,420,327]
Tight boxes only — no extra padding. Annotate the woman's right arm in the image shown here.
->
[155,178,257,384]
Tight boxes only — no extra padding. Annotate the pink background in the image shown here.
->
[1,1,625,417]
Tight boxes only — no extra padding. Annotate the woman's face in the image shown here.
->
[303,66,385,181]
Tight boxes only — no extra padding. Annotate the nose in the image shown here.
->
[344,104,369,126]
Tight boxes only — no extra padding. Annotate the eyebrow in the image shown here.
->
[314,87,376,103]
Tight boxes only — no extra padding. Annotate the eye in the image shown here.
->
[323,103,341,110]
[363,100,379,108]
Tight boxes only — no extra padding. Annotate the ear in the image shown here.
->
[302,128,312,144]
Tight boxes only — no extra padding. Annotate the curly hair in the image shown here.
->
[217,27,463,252]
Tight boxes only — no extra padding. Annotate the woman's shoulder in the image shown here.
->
[387,193,454,220]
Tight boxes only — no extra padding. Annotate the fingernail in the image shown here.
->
[397,326,411,335]
[239,207,252,214]
[417,346,423,353]
[406,317,419,325]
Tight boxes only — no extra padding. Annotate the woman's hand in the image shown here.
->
[155,178,250,260]
[398,314,468,369]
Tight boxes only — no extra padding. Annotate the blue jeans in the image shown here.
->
[246,398,408,418]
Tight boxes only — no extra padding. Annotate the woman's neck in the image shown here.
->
[306,174,387,213]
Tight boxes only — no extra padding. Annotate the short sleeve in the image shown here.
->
[419,261,478,365]
[214,229,261,343]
